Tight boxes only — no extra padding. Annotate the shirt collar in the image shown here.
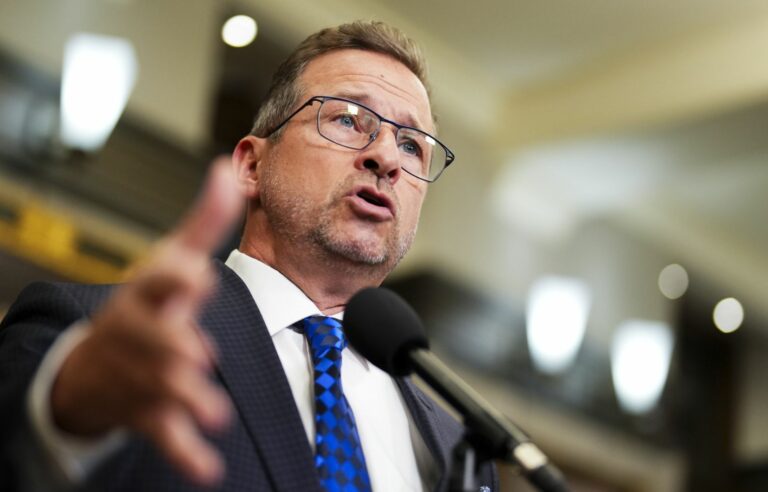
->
[225,249,341,336]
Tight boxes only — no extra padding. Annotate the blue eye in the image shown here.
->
[338,114,355,128]
[331,112,364,132]
[400,139,422,157]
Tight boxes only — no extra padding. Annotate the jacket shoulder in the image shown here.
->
[1,281,116,332]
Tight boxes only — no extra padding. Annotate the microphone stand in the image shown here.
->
[411,349,571,492]
[449,433,491,492]
[448,430,570,492]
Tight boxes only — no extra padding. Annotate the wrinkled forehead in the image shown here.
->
[298,49,435,133]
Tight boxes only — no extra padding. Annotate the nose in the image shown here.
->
[356,126,401,184]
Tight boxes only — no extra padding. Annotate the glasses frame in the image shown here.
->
[265,95,455,183]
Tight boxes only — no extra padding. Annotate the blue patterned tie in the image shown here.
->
[303,316,372,492]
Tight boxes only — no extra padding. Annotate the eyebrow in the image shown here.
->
[331,91,426,132]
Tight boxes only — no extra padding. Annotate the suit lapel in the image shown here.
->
[200,261,322,492]
[397,377,460,492]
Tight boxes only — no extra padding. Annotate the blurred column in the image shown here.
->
[675,284,740,492]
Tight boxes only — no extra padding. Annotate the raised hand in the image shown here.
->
[50,157,244,486]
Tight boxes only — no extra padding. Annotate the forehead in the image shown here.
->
[298,49,434,132]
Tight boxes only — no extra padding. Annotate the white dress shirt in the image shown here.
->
[27,250,437,491]
[225,250,436,491]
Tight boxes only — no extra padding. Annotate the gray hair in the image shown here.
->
[250,20,431,139]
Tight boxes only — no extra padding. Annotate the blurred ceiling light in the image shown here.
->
[222,15,257,48]
[526,276,591,374]
[713,297,744,333]
[658,263,689,299]
[611,319,674,414]
[60,33,138,152]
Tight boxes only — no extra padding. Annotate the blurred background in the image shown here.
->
[1,1,766,491]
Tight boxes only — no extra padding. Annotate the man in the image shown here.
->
[0,21,497,491]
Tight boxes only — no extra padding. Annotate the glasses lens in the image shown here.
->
[397,128,447,182]
[317,97,449,182]
[317,99,377,149]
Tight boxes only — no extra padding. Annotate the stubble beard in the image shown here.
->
[260,163,417,273]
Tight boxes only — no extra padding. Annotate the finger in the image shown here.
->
[127,250,215,313]
[174,156,245,255]
[96,306,226,419]
[160,362,231,432]
[142,405,225,487]
[170,320,217,371]
[194,327,220,367]
[92,297,212,372]
[156,300,218,370]
[66,321,224,427]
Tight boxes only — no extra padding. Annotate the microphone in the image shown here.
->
[345,287,570,492]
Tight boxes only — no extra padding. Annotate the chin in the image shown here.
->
[330,239,390,266]
[313,230,388,266]
[311,218,412,270]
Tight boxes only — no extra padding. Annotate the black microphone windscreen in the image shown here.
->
[344,287,429,376]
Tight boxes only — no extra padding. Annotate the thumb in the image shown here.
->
[173,156,245,255]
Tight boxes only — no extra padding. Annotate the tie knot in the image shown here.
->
[303,316,346,357]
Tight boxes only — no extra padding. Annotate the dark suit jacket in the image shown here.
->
[0,261,497,491]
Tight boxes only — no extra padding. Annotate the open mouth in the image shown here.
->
[348,186,395,219]
[357,190,385,207]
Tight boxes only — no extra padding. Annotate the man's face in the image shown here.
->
[257,49,432,272]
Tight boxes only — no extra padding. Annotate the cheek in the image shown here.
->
[398,186,427,230]
[268,149,318,192]
[291,146,346,185]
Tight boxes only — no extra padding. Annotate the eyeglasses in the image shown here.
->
[266,96,455,183]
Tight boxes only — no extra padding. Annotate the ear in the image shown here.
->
[232,135,268,200]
